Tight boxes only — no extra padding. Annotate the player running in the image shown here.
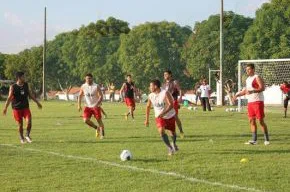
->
[280,81,290,118]
[2,71,42,144]
[163,70,184,138]
[233,64,270,145]
[145,79,178,156]
[120,75,136,120]
[78,73,105,139]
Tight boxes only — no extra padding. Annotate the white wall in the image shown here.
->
[264,85,283,105]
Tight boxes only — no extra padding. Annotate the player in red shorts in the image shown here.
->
[233,64,270,145]
[280,81,290,118]
[2,71,42,144]
[78,73,104,139]
[145,79,178,156]
[120,75,136,120]
[163,70,184,138]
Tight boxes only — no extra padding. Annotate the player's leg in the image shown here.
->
[283,97,289,118]
[166,117,178,151]
[156,118,174,155]
[24,109,32,143]
[96,118,105,139]
[13,109,25,143]
[206,97,211,111]
[101,107,107,118]
[258,118,269,145]
[201,97,206,111]
[245,118,258,145]
[175,114,184,137]
[130,105,135,119]
[83,107,98,129]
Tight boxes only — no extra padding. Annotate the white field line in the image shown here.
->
[0,144,267,192]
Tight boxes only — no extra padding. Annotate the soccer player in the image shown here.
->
[145,79,178,156]
[2,71,42,144]
[199,79,211,111]
[163,70,184,138]
[120,75,136,120]
[280,81,290,118]
[78,73,105,139]
[233,64,270,145]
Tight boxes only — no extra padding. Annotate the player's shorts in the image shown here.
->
[13,108,31,123]
[284,96,290,108]
[173,100,179,115]
[155,117,176,133]
[83,107,102,120]
[125,98,135,108]
[247,101,265,120]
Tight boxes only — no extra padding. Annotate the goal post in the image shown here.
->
[238,58,290,111]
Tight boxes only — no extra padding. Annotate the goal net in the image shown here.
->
[238,59,290,111]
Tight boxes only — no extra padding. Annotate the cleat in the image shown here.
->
[20,139,26,144]
[125,113,128,120]
[168,147,174,156]
[25,136,32,143]
[100,135,104,140]
[264,141,270,146]
[173,145,179,152]
[95,127,100,138]
[244,140,257,145]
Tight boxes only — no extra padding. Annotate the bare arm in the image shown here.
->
[95,86,103,107]
[119,83,125,93]
[78,88,84,111]
[3,86,13,115]
[145,98,152,127]
[158,91,174,118]
[28,85,42,109]
[174,80,183,101]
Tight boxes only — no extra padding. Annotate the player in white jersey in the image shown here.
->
[145,79,178,156]
[233,64,269,145]
[78,73,105,139]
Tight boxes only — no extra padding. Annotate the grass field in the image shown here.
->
[0,101,290,192]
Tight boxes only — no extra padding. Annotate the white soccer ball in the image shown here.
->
[225,108,229,112]
[120,150,132,161]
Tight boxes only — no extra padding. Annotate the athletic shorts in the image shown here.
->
[125,98,135,108]
[284,97,290,108]
[155,117,176,133]
[173,100,179,115]
[247,101,265,120]
[13,108,31,122]
[83,107,102,120]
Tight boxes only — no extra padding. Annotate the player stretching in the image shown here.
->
[120,75,136,120]
[145,79,178,156]
[163,70,184,138]
[2,72,42,144]
[233,64,270,145]
[78,73,105,139]
[280,81,290,118]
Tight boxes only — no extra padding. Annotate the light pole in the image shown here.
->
[218,0,224,106]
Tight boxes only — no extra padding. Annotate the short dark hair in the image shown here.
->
[164,70,172,75]
[15,71,24,79]
[246,63,255,69]
[150,79,161,88]
[127,74,131,78]
[283,81,288,84]
[85,73,93,78]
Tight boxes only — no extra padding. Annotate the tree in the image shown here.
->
[119,21,192,91]
[241,0,290,59]
[0,53,5,79]
[183,12,253,87]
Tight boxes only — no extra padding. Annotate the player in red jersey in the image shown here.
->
[280,81,290,118]
[2,72,42,144]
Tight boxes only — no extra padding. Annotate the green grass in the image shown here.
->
[0,101,290,192]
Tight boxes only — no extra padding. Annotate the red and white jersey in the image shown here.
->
[246,75,264,103]
[81,83,101,108]
[148,90,176,119]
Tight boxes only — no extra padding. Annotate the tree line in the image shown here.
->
[1,0,289,94]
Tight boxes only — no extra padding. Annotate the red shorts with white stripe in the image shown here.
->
[155,117,176,133]
[83,107,102,120]
[247,101,265,120]
[13,108,31,122]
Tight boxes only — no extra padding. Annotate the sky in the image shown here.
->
[0,0,269,54]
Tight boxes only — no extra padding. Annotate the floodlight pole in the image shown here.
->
[42,7,47,100]
[218,0,224,106]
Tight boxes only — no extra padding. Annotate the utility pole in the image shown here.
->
[218,0,224,106]
[43,7,47,100]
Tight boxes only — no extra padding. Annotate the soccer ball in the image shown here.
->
[120,150,132,161]
[225,108,229,112]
